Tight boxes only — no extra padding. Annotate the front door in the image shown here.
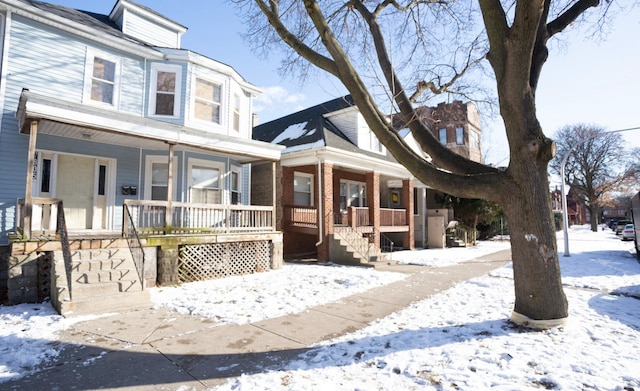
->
[56,154,95,229]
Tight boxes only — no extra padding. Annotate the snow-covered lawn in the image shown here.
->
[1,225,639,390]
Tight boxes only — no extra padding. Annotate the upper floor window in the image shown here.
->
[84,50,121,106]
[195,78,222,123]
[232,94,241,131]
[150,63,182,117]
[438,128,447,144]
[456,127,465,145]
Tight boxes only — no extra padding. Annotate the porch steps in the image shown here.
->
[330,229,387,266]
[52,248,150,317]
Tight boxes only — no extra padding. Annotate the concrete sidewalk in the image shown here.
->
[4,249,511,390]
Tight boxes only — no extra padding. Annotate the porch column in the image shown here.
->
[317,162,333,261]
[402,179,415,250]
[23,121,39,240]
[165,143,175,233]
[366,171,380,248]
[272,161,277,230]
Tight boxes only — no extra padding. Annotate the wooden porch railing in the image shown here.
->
[380,208,407,227]
[17,197,60,237]
[123,200,275,235]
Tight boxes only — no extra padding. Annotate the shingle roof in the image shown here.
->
[15,0,154,48]
[253,95,398,163]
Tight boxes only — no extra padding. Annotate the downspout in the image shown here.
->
[315,154,323,247]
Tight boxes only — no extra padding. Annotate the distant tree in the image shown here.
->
[237,0,622,329]
[550,124,640,232]
[436,194,503,241]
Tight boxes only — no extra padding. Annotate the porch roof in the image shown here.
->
[17,90,284,163]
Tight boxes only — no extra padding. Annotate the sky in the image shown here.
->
[2,225,639,389]
[37,0,640,164]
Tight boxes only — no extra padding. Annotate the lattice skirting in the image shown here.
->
[178,241,272,283]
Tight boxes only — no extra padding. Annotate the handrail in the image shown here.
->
[55,200,73,301]
[123,204,145,290]
[335,225,373,261]
[380,232,395,252]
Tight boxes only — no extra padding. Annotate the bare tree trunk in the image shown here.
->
[502,173,569,324]
[589,205,599,232]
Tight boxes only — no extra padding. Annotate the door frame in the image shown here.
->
[33,149,117,230]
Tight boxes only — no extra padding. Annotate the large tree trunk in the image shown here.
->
[502,173,568,325]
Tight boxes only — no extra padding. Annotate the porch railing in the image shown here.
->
[380,208,407,227]
[17,197,60,238]
[284,205,318,228]
[123,200,275,235]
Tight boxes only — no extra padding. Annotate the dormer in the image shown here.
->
[109,0,187,48]
[324,106,386,154]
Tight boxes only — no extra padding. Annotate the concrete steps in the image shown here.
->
[330,229,387,266]
[52,248,150,317]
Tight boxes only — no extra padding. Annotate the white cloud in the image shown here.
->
[253,86,306,123]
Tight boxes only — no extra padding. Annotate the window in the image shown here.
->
[232,94,241,131]
[41,158,51,193]
[195,78,222,123]
[189,165,221,204]
[150,162,169,200]
[294,173,313,206]
[84,50,120,106]
[231,170,241,204]
[456,127,465,145]
[150,64,182,117]
[340,180,366,210]
[98,165,106,196]
[438,128,447,144]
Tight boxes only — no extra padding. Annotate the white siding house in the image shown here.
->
[0,0,283,311]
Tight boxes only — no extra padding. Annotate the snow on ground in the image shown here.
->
[149,264,408,324]
[1,225,639,390]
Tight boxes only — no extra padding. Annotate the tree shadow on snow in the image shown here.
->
[1,318,526,390]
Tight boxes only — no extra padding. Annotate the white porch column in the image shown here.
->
[165,143,175,232]
[23,120,38,240]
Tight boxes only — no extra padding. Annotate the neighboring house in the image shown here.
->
[0,0,283,314]
[253,95,415,265]
[394,100,484,248]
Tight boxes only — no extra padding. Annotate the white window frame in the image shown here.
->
[187,158,225,204]
[293,172,314,206]
[232,93,241,132]
[83,49,121,107]
[149,63,182,118]
[144,155,178,200]
[230,167,242,204]
[469,130,480,149]
[456,127,465,145]
[340,180,366,211]
[193,76,223,124]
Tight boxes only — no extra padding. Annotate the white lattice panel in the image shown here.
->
[178,241,272,283]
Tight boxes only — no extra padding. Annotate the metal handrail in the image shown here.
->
[55,200,73,301]
[123,204,145,290]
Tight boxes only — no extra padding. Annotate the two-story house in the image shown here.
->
[0,0,283,314]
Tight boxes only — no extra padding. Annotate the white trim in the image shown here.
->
[293,171,314,207]
[191,74,224,127]
[148,62,182,118]
[144,155,178,200]
[187,157,225,204]
[82,48,122,109]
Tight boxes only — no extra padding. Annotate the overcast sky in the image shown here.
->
[40,1,640,164]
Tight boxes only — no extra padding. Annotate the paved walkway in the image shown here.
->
[5,249,511,390]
